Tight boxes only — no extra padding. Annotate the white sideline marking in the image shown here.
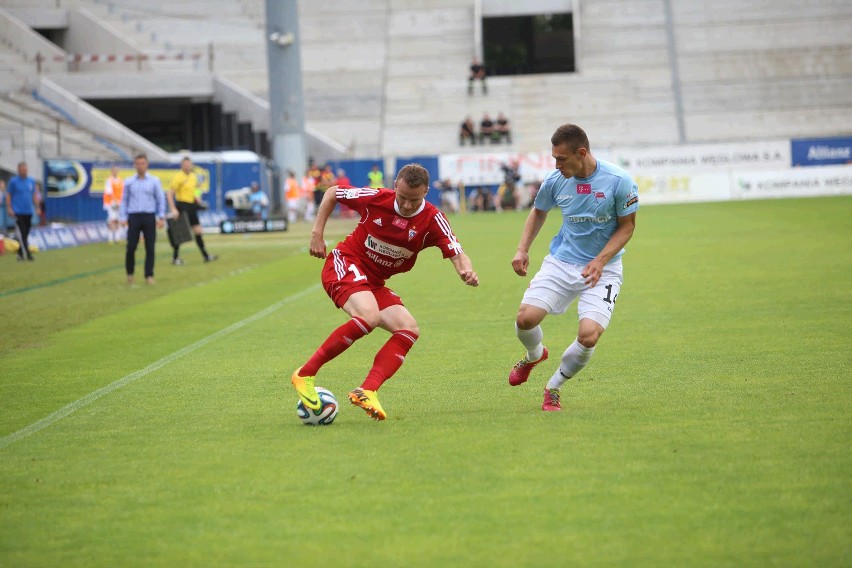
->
[0,284,321,451]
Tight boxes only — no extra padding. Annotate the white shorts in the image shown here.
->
[521,255,624,328]
[105,206,120,222]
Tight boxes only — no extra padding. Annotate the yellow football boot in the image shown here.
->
[291,368,321,411]
[348,387,387,421]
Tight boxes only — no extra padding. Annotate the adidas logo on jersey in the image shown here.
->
[373,218,383,226]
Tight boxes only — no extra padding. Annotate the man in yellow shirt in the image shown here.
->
[367,164,384,189]
[166,157,217,265]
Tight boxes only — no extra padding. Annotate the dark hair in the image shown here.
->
[134,153,148,162]
[550,124,590,152]
[181,157,191,163]
[396,163,430,189]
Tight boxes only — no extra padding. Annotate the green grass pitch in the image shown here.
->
[1,196,850,567]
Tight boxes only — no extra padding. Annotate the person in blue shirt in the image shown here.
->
[120,153,166,285]
[508,123,639,412]
[248,182,269,220]
[5,162,40,262]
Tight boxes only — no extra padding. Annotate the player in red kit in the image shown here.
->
[291,163,479,420]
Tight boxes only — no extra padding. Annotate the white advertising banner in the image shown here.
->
[439,151,555,186]
[637,166,852,205]
[634,172,733,204]
[438,140,791,186]
[436,142,850,205]
[611,140,790,173]
[732,166,852,200]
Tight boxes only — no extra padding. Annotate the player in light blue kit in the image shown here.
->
[508,123,639,411]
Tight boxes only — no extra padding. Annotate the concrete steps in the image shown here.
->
[8,0,847,161]
[0,91,138,162]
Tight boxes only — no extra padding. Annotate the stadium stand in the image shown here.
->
[0,0,849,165]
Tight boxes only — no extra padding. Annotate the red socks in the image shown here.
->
[300,317,373,376]
[361,330,419,391]
[300,321,418,391]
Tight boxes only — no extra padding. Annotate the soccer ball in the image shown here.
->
[296,387,339,425]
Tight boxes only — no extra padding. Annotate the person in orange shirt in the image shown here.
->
[284,170,301,223]
[301,170,316,221]
[103,165,124,243]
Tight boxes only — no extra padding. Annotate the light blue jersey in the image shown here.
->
[533,159,638,265]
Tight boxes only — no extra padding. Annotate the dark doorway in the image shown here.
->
[85,99,268,157]
[483,13,575,76]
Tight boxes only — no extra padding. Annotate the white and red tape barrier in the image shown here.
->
[37,52,203,63]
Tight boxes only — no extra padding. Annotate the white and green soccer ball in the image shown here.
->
[296,387,339,426]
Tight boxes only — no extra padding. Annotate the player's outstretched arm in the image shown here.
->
[512,207,548,276]
[450,253,479,287]
[309,185,340,258]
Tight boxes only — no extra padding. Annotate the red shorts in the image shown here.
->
[321,249,404,310]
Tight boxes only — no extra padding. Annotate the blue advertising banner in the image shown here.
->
[325,159,384,191]
[791,137,852,167]
[43,153,264,224]
[392,155,441,205]
[28,221,110,250]
[43,160,220,223]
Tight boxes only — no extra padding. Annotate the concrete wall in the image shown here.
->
[4,8,69,30]
[0,0,59,8]
[297,0,389,156]
[48,71,214,100]
[30,76,170,161]
[65,8,142,73]
[671,0,852,142]
[6,0,850,161]
[0,7,66,74]
[212,77,349,162]
[446,0,852,150]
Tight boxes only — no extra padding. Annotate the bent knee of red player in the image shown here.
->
[400,324,420,337]
[353,311,381,330]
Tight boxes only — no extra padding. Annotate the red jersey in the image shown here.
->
[333,187,464,284]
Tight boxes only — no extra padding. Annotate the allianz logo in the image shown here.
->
[807,145,850,160]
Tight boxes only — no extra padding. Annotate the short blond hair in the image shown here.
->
[396,163,430,189]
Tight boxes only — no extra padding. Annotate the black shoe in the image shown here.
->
[27,256,34,261]
[204,254,218,263]
[17,256,24,262]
